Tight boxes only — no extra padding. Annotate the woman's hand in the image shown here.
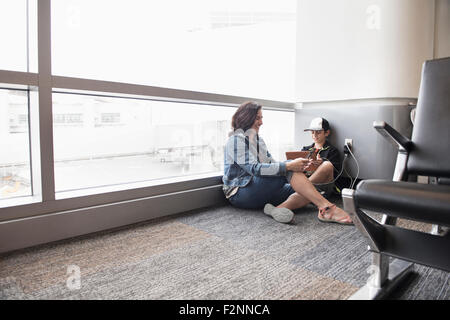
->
[286,158,312,172]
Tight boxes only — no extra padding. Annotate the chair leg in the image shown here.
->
[342,189,414,300]
[349,253,413,300]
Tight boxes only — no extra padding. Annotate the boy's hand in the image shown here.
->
[303,154,323,171]
[310,153,323,167]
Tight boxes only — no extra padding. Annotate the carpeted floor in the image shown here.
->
[0,197,448,300]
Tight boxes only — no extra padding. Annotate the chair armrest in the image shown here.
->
[373,121,413,152]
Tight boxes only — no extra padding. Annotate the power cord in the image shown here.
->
[312,154,349,186]
[346,146,360,189]
[310,145,360,190]
[344,166,354,190]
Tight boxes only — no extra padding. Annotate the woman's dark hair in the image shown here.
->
[232,101,262,132]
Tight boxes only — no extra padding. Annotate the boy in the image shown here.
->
[302,117,341,197]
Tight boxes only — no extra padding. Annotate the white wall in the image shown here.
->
[295,0,435,102]
[435,0,450,58]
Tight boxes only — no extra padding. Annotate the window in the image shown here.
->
[9,112,29,134]
[0,0,37,72]
[0,1,28,71]
[259,109,295,161]
[51,0,297,101]
[52,93,236,192]
[1,1,295,207]
[53,113,83,126]
[99,113,121,126]
[0,89,32,200]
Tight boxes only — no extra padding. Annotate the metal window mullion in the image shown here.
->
[51,76,295,110]
[34,0,55,202]
[0,70,38,88]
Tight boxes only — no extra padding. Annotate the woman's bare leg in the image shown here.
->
[289,172,331,208]
[277,192,310,211]
[280,171,352,222]
[277,162,334,211]
[308,161,334,184]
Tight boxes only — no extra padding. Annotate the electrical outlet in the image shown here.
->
[345,138,353,150]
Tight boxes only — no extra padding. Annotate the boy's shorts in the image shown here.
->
[314,182,335,198]
[305,171,336,198]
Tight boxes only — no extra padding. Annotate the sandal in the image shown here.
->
[318,204,353,225]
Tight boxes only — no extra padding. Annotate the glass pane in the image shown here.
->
[0,89,32,200]
[0,0,28,72]
[51,0,296,101]
[259,109,294,161]
[52,93,235,192]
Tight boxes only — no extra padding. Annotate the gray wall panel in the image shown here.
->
[295,103,415,180]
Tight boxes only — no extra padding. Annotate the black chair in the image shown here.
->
[342,57,450,300]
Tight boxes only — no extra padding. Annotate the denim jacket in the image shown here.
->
[222,129,287,192]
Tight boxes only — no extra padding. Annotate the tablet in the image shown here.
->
[285,150,320,171]
[285,151,310,160]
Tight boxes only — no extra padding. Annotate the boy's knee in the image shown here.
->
[321,161,334,172]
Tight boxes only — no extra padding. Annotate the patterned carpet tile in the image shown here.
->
[5,236,356,300]
[0,220,211,295]
[290,227,371,287]
[291,276,358,300]
[390,264,450,300]
[0,204,448,300]
[178,205,351,263]
[365,211,433,233]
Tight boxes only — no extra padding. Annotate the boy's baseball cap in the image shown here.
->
[304,117,330,131]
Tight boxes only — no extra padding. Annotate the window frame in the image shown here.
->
[0,0,295,218]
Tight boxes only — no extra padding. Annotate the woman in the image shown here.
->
[223,101,353,225]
